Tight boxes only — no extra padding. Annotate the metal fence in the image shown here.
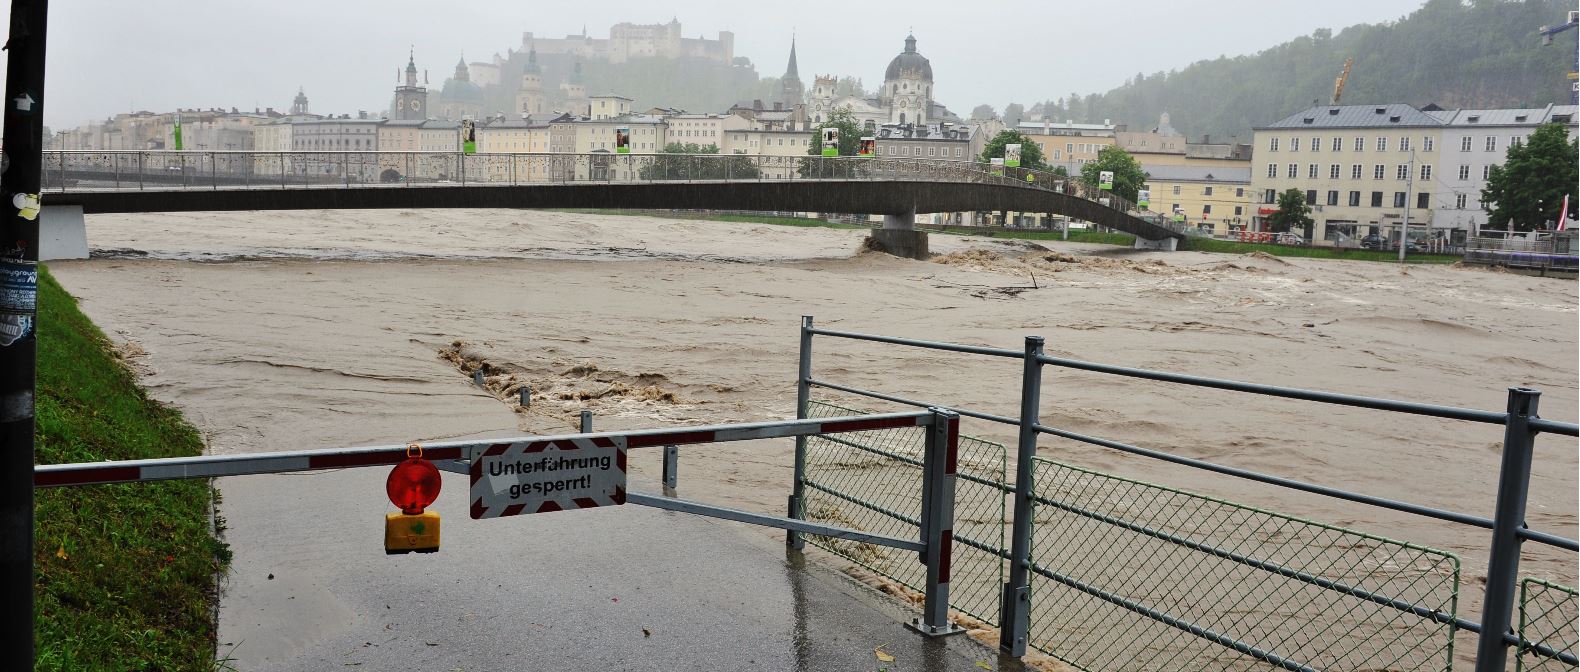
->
[1029,458,1460,671]
[787,316,1580,671]
[1518,579,1579,671]
[800,400,1006,625]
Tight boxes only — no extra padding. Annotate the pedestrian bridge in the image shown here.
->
[41,150,1185,244]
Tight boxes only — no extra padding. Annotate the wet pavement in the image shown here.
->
[219,465,1013,671]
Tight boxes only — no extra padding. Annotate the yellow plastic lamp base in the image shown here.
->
[384,511,440,554]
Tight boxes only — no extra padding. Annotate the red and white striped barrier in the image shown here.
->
[469,436,628,519]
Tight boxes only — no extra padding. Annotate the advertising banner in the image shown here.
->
[858,136,875,158]
[1004,144,1021,168]
[821,127,840,157]
[461,119,477,155]
[615,126,631,154]
[1099,170,1114,191]
[1137,189,1150,210]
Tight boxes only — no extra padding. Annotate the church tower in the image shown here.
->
[778,37,805,109]
[392,50,429,121]
[559,60,589,116]
[881,34,933,125]
[515,46,546,117]
[290,87,310,116]
[809,74,836,123]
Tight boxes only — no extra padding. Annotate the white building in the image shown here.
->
[1432,105,1577,234]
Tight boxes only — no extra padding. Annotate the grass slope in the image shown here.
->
[34,266,230,671]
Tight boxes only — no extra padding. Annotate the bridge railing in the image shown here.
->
[41,150,1157,221]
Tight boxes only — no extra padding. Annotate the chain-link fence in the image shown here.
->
[1519,579,1579,672]
[1027,457,1462,671]
[800,400,1007,625]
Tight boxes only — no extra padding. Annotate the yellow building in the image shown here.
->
[1015,119,1116,168]
[1139,165,1253,236]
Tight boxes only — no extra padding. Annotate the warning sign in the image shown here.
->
[469,437,627,519]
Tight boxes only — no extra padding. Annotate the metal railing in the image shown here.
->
[39,149,1141,217]
[786,316,1579,671]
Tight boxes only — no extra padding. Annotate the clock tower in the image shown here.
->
[392,50,429,121]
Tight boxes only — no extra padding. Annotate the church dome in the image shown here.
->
[440,77,484,104]
[884,34,932,82]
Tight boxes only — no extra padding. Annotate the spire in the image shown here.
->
[405,47,418,87]
[783,35,799,79]
[453,56,469,81]
[904,33,917,54]
[526,45,540,74]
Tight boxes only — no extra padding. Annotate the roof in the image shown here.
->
[1256,103,1443,129]
[884,34,932,82]
[1142,165,1251,183]
[591,94,633,101]
[1440,105,1577,126]
[1017,120,1116,133]
[421,120,461,129]
[380,119,426,128]
[876,122,973,142]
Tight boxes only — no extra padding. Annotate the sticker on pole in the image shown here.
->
[469,436,627,519]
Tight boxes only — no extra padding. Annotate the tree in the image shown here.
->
[1266,187,1315,236]
[640,142,760,180]
[1079,145,1147,203]
[978,130,1047,171]
[1481,123,1579,231]
[970,104,997,121]
[1003,103,1025,126]
[799,106,868,178]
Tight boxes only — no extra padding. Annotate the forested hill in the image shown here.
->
[1032,0,1576,141]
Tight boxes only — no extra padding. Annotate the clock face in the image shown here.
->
[411,99,422,111]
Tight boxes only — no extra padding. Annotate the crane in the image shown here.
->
[1331,58,1354,106]
[1540,10,1579,103]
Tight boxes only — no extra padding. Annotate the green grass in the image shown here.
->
[1181,237,1461,263]
[33,266,230,671]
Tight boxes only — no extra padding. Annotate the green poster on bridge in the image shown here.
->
[1137,189,1150,210]
[1004,144,1021,168]
[821,127,839,157]
[172,116,183,151]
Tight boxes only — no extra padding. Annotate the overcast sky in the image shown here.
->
[10,0,1433,129]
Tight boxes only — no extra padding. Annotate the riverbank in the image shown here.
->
[34,267,230,670]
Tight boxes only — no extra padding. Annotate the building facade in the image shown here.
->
[1432,105,1577,234]
[1139,166,1253,236]
[520,20,733,65]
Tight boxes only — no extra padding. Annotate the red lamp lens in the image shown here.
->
[387,457,441,514]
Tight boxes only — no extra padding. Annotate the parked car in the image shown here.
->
[1273,232,1306,246]
[1359,234,1383,250]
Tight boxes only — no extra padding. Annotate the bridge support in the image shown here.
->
[39,205,87,260]
[1132,236,1178,252]
[867,211,929,260]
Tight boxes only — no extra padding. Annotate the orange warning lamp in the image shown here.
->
[385,444,442,554]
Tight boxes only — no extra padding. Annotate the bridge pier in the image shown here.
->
[867,211,929,260]
[39,205,88,261]
[1132,236,1178,252]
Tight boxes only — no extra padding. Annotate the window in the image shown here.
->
[1370,191,1383,207]
[1396,165,1409,180]
[1326,190,1339,206]
[1482,165,1491,180]
[1308,164,1319,179]
[1509,136,1521,148]
[1203,204,1212,214]
[1287,163,1297,178]
[1329,164,1340,179]
[955,147,962,158]
[1400,137,1411,151]
[1291,137,1300,152]
[1204,186,1213,196]
[1269,137,1279,151]
[1264,188,1277,203]
[1420,164,1432,181]
[928,147,935,157]
[1306,189,1318,205]
[1458,165,1470,180]
[1331,137,1342,152]
[1455,193,1467,209]
[1354,137,1364,151]
[1485,136,1496,151]
[1373,164,1385,179]
[1172,185,1181,195]
[1460,136,1472,151]
[1416,192,1430,209]
[1311,136,1321,152]
[1236,187,1244,198]
[1423,136,1434,152]
[1376,136,1387,151]
[1066,143,1073,154]
[1267,163,1278,178]
[1234,205,1243,216]
[1351,164,1362,179]
[1348,191,1361,206]
[1393,192,1407,208]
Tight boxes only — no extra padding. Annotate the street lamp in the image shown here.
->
[1399,147,1416,263]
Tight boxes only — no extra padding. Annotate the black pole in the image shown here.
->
[0,0,47,667]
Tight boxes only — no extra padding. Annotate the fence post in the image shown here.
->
[1000,335,1044,656]
[911,407,963,637]
[662,445,678,490]
[787,315,814,550]
[1474,387,1540,672]
[580,410,593,434]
